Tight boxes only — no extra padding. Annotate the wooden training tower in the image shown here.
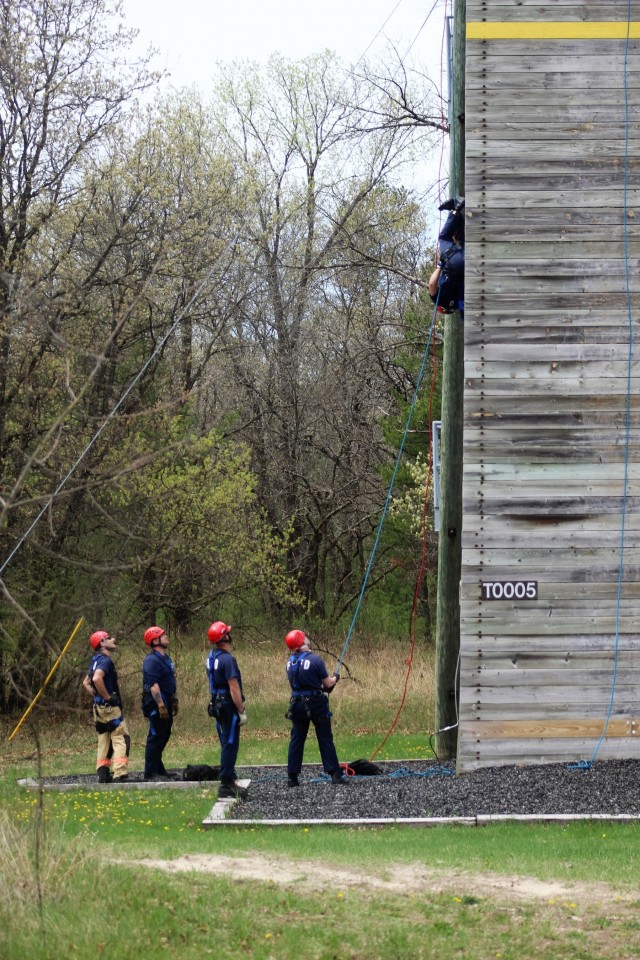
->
[458,2,640,772]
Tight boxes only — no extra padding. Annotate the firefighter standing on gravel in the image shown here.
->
[82,630,130,783]
[284,629,346,787]
[206,621,248,799]
[141,626,178,780]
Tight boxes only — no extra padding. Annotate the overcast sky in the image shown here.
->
[121,0,449,92]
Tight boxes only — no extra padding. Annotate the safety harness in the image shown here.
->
[206,649,236,728]
[288,651,323,698]
[89,653,123,732]
[286,651,326,720]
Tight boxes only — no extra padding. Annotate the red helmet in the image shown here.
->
[208,621,231,644]
[143,626,165,646]
[89,630,110,650]
[285,629,307,651]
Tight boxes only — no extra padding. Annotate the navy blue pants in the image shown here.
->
[287,695,340,777]
[144,713,172,777]
[435,210,464,313]
[215,702,241,782]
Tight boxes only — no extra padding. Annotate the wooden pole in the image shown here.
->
[434,0,465,760]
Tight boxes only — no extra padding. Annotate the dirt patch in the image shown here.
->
[121,853,635,906]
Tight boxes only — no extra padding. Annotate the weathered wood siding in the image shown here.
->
[459,1,640,771]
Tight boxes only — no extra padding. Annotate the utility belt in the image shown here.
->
[93,694,120,707]
[286,690,327,721]
[208,691,233,720]
[92,702,124,734]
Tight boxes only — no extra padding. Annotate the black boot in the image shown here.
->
[97,767,112,784]
[330,770,347,785]
[287,774,299,788]
[438,195,465,212]
[218,780,249,800]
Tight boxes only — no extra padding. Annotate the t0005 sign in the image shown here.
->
[480,580,538,601]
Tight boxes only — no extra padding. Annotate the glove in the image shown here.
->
[207,700,216,718]
[332,672,340,683]
[238,711,248,726]
[171,697,179,717]
[107,695,120,708]
[158,703,170,719]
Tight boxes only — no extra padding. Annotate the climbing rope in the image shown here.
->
[581,0,633,768]
[336,287,441,677]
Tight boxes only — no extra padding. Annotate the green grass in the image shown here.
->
[3,840,640,960]
[2,641,640,959]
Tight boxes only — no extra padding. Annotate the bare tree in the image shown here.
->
[203,53,434,621]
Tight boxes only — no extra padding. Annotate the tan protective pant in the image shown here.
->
[93,704,129,779]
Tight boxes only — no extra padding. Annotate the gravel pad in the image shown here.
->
[37,758,640,820]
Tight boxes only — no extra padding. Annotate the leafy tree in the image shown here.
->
[100,429,303,630]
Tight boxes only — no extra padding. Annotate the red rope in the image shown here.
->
[370,329,440,762]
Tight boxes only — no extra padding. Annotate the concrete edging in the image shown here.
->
[202,812,640,828]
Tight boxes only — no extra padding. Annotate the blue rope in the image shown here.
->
[307,765,454,783]
[336,298,440,672]
[581,1,633,769]
[388,765,454,779]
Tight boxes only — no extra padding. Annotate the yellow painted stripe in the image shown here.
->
[467,21,640,40]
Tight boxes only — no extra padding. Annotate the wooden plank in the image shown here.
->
[465,46,640,72]
[460,650,635,669]
[464,343,635,362]
[466,361,640,380]
[464,395,640,414]
[461,512,640,533]
[464,483,640,501]
[461,619,640,637]
[457,740,640,771]
[463,462,640,481]
[467,75,640,94]
[465,104,637,124]
[465,719,640,738]
[464,293,639,313]
[461,561,640,580]
[460,635,640,653]
[467,92,640,112]
[460,669,640,688]
[467,121,640,140]
[463,378,640,398]
[465,258,638,280]
[467,1,640,18]
[459,684,640,705]
[465,327,637,346]
[462,530,640,549]
[466,241,640,261]
[467,141,640,161]
[460,700,640,720]
[465,337,640,362]
[461,581,640,601]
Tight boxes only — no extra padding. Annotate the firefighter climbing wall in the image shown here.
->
[458,2,640,772]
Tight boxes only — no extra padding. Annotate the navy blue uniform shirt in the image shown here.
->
[142,651,177,701]
[286,651,328,693]
[207,648,243,699]
[88,653,120,699]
